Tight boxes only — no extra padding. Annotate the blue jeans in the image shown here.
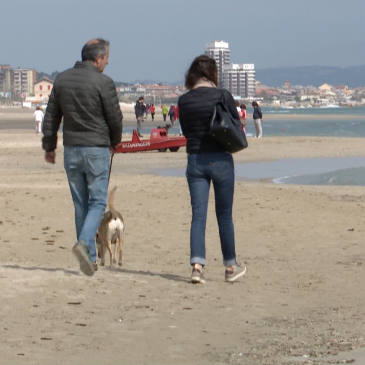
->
[64,146,110,262]
[136,116,142,135]
[186,153,236,267]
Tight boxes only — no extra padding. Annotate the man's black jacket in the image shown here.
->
[134,100,145,117]
[42,61,123,152]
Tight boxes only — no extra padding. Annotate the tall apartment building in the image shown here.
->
[205,41,230,88]
[0,65,11,94]
[10,68,37,96]
[223,64,256,98]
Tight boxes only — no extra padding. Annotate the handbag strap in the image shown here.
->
[108,152,114,186]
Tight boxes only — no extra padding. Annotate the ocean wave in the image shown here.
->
[320,104,340,108]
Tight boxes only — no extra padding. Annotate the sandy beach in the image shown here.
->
[1,110,365,365]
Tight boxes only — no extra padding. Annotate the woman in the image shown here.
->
[168,105,175,125]
[240,104,247,133]
[252,101,263,138]
[178,55,246,284]
[145,103,150,121]
[150,104,156,121]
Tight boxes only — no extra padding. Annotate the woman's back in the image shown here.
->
[178,87,238,154]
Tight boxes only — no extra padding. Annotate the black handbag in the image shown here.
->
[209,93,248,153]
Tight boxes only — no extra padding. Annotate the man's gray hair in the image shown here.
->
[81,38,110,62]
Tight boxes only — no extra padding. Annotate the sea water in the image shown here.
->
[152,157,365,186]
[244,105,365,138]
[131,105,365,138]
[235,157,365,186]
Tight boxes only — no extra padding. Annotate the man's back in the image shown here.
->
[43,61,122,151]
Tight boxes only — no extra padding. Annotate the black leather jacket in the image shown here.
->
[253,106,263,119]
[178,87,239,154]
[42,61,123,151]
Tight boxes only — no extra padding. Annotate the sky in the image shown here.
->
[1,0,365,84]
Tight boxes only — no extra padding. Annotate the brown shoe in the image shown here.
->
[72,241,95,277]
[191,268,206,284]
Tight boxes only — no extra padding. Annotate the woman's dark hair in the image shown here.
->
[185,55,218,90]
[36,106,41,110]
[252,101,258,107]
[82,39,110,62]
[240,104,246,109]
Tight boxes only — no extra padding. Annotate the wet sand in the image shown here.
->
[1,125,365,364]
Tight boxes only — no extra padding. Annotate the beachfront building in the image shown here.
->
[33,78,53,101]
[0,65,11,96]
[10,68,37,96]
[319,83,332,91]
[205,41,230,88]
[222,63,256,98]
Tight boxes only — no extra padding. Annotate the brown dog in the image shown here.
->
[96,186,125,267]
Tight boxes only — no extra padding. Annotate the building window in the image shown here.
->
[40,94,42,97]
[48,85,51,90]
[40,86,42,90]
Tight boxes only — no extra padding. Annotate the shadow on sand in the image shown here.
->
[1,264,189,283]
[1,264,79,276]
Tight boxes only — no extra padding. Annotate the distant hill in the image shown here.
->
[256,65,365,88]
[36,71,60,81]
[130,79,184,86]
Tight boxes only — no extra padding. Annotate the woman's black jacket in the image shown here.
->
[178,88,239,154]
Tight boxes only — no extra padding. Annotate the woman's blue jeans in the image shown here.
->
[64,146,110,262]
[186,153,236,267]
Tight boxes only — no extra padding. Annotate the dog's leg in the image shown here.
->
[113,239,118,264]
[106,238,113,268]
[118,232,124,267]
[99,236,106,266]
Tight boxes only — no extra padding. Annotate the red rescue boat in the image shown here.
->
[115,128,186,153]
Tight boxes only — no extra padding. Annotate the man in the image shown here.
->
[134,96,145,137]
[42,38,123,276]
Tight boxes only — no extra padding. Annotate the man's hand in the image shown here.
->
[45,151,56,164]
[110,146,117,153]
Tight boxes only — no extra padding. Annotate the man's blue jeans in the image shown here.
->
[64,146,110,262]
[186,153,236,267]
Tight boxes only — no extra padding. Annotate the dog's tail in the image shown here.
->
[108,186,119,218]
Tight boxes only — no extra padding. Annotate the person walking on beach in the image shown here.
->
[235,101,241,116]
[42,38,123,276]
[252,101,263,138]
[175,105,183,136]
[145,103,150,120]
[135,96,145,137]
[162,104,168,122]
[33,106,44,134]
[178,54,246,284]
[240,104,247,133]
[168,105,175,125]
[150,104,156,121]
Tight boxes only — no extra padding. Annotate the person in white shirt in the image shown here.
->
[33,106,44,134]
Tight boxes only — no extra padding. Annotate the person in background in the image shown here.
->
[178,54,246,284]
[33,106,44,134]
[235,101,241,116]
[150,104,156,121]
[135,96,145,137]
[42,38,123,276]
[252,101,263,138]
[162,104,168,122]
[175,105,183,136]
[145,103,150,121]
[168,105,175,125]
[240,104,247,133]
